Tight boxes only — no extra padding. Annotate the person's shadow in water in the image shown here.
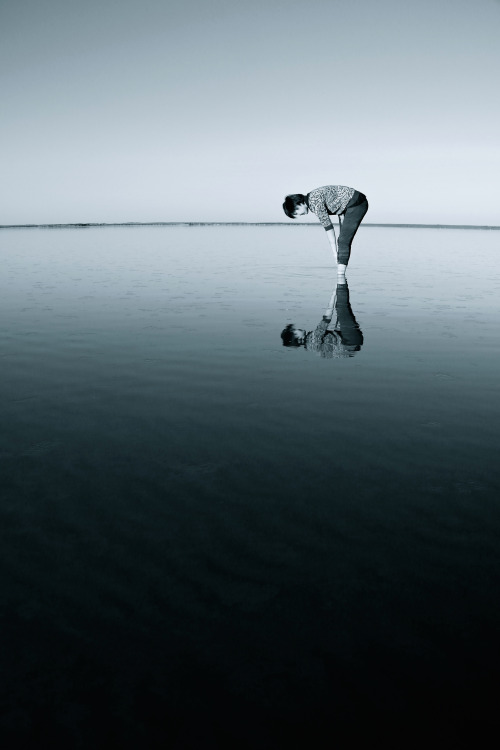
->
[281,279,363,358]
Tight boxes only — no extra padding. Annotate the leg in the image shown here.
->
[337,199,369,267]
[335,281,363,349]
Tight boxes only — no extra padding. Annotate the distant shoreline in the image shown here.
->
[1,222,499,230]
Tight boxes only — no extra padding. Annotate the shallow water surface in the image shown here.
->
[1,225,499,745]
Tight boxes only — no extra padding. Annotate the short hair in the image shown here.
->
[281,324,302,347]
[283,194,306,219]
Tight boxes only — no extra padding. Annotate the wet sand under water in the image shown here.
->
[1,225,499,746]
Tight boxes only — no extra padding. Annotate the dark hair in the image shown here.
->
[281,324,302,347]
[282,194,306,219]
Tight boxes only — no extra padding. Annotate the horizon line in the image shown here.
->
[1,222,499,230]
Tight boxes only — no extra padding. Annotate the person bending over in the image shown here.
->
[283,185,368,274]
[280,279,363,359]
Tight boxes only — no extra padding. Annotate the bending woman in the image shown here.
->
[283,185,368,274]
[281,279,363,359]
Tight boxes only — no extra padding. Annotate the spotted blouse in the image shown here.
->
[304,318,352,359]
[306,185,355,231]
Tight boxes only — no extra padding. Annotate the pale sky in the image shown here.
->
[1,0,499,224]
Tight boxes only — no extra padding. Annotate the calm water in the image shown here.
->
[1,226,499,745]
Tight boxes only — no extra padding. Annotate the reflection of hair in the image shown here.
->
[283,194,306,219]
[281,324,302,347]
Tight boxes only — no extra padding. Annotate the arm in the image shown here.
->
[309,190,345,271]
[324,288,336,319]
[325,227,347,275]
[317,204,345,272]
[325,226,337,261]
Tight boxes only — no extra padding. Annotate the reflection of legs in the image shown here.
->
[335,282,363,348]
[337,200,368,266]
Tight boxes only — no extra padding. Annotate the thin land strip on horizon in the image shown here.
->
[1,222,499,230]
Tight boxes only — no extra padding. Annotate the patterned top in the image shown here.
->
[304,318,353,359]
[303,283,363,358]
[306,185,355,231]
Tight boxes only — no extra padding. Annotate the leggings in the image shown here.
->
[335,282,363,350]
[337,192,369,266]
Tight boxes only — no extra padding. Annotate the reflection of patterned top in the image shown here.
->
[305,318,352,359]
[306,185,355,231]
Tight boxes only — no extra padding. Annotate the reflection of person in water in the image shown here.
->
[281,279,363,358]
[282,185,368,273]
